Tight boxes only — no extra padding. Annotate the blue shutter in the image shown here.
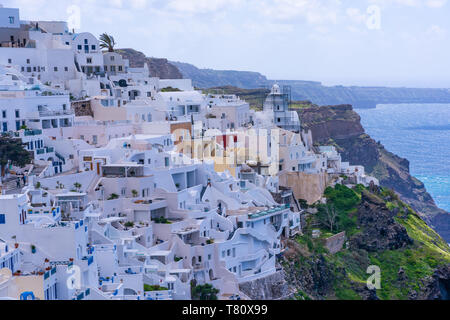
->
[0,214,5,224]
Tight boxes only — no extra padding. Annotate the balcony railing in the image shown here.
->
[24,129,42,136]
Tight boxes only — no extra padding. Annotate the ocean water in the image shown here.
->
[356,104,450,212]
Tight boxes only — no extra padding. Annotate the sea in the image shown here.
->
[355,104,450,212]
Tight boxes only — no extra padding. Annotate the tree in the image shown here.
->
[317,203,338,233]
[0,136,33,177]
[99,33,116,52]
[191,283,219,300]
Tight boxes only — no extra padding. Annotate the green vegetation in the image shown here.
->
[153,217,171,224]
[160,86,182,92]
[107,193,119,200]
[293,290,312,300]
[191,283,219,300]
[0,136,33,177]
[286,184,450,300]
[124,221,134,228]
[315,184,361,236]
[144,284,168,292]
[290,101,318,110]
[99,33,116,52]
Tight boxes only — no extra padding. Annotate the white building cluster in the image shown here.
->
[0,5,378,300]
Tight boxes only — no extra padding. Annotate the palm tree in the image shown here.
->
[99,33,116,52]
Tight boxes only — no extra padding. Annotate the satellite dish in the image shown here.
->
[118,79,128,87]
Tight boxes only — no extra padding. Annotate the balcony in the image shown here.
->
[24,129,42,136]
[248,204,290,220]
[39,110,74,117]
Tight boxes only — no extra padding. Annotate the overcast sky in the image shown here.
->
[4,0,450,87]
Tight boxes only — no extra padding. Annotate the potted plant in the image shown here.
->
[131,190,138,198]
[14,243,19,248]
[44,258,49,263]
[31,245,36,254]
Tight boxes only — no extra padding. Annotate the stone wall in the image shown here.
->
[239,270,293,300]
[72,99,93,117]
[279,171,329,205]
[324,232,346,254]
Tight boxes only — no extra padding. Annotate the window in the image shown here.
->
[77,45,82,50]
[54,67,58,72]
[8,16,15,24]
[26,59,30,64]
[2,110,6,118]
[64,67,68,72]
[15,110,19,118]
[84,39,88,44]
[91,45,96,50]
[110,56,115,61]
[87,58,92,64]
[1,213,7,224]
[118,66,123,72]
[8,58,11,64]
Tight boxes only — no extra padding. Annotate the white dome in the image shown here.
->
[271,84,281,94]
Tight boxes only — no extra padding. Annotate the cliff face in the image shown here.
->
[282,186,450,300]
[171,60,450,108]
[297,104,450,242]
[170,61,268,89]
[116,48,183,79]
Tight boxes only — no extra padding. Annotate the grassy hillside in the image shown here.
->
[283,185,450,300]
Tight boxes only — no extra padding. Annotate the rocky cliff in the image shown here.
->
[297,103,450,242]
[116,48,183,79]
[282,185,450,300]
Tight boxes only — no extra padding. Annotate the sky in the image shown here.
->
[4,0,450,88]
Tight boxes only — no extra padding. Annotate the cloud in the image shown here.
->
[258,0,341,25]
[425,0,447,7]
[346,8,367,24]
[425,24,446,36]
[369,0,447,7]
[166,0,241,14]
